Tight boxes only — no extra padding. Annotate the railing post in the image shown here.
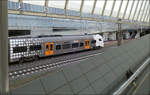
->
[0,0,9,94]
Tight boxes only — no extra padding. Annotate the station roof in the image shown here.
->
[8,0,149,26]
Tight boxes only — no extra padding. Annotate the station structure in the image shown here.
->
[0,0,150,95]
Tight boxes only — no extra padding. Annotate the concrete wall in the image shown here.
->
[10,34,150,95]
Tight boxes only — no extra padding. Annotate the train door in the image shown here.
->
[45,42,54,56]
[84,40,90,49]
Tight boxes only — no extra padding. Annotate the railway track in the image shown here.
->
[9,48,105,80]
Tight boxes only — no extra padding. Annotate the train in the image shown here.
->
[9,34,104,63]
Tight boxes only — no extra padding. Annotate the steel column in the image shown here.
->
[101,0,107,16]
[132,0,140,20]
[91,0,97,15]
[18,0,23,14]
[128,0,135,20]
[110,0,116,16]
[136,0,144,21]
[117,19,122,46]
[44,0,48,15]
[139,1,147,22]
[80,0,84,16]
[64,0,69,15]
[117,0,123,18]
[0,0,9,94]
[123,0,129,19]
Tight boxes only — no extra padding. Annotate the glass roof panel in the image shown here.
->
[124,0,133,19]
[137,0,146,21]
[23,0,45,5]
[67,0,81,11]
[129,0,138,20]
[133,0,142,21]
[145,8,149,22]
[82,0,94,13]
[48,0,65,9]
[112,0,121,17]
[141,2,149,22]
[119,0,128,18]
[94,0,105,15]
[104,0,114,16]
[9,0,18,2]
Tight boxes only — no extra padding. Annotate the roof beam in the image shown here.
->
[80,0,84,16]
[8,9,149,26]
[122,0,129,19]
[117,0,123,18]
[110,0,116,16]
[132,0,140,20]
[128,0,135,20]
[101,0,107,16]
[64,0,69,15]
[136,0,144,21]
[140,0,147,22]
[91,0,97,15]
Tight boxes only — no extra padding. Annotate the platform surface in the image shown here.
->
[10,35,150,95]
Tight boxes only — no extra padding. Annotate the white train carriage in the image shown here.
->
[9,34,104,63]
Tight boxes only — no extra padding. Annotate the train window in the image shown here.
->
[13,46,27,53]
[80,43,84,47]
[50,44,53,50]
[72,43,79,48]
[62,44,70,49]
[99,39,102,41]
[46,45,49,50]
[91,40,96,44]
[56,45,61,50]
[30,45,41,51]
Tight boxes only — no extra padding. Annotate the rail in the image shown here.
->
[113,57,150,95]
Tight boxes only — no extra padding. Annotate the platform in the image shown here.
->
[9,34,150,95]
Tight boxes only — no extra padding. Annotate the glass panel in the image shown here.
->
[112,0,121,17]
[50,44,53,50]
[46,45,49,51]
[67,0,81,11]
[145,8,149,22]
[56,45,61,50]
[23,0,45,5]
[129,0,138,20]
[104,0,114,16]
[48,0,65,9]
[141,2,149,21]
[80,43,84,47]
[124,0,133,19]
[119,0,128,18]
[82,0,94,13]
[9,0,18,2]
[94,0,105,15]
[133,0,142,21]
[138,0,146,21]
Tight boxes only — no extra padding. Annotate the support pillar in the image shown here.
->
[117,19,122,46]
[0,0,9,94]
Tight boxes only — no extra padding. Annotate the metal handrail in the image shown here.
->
[113,57,150,95]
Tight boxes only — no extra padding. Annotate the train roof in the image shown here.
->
[9,35,95,42]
